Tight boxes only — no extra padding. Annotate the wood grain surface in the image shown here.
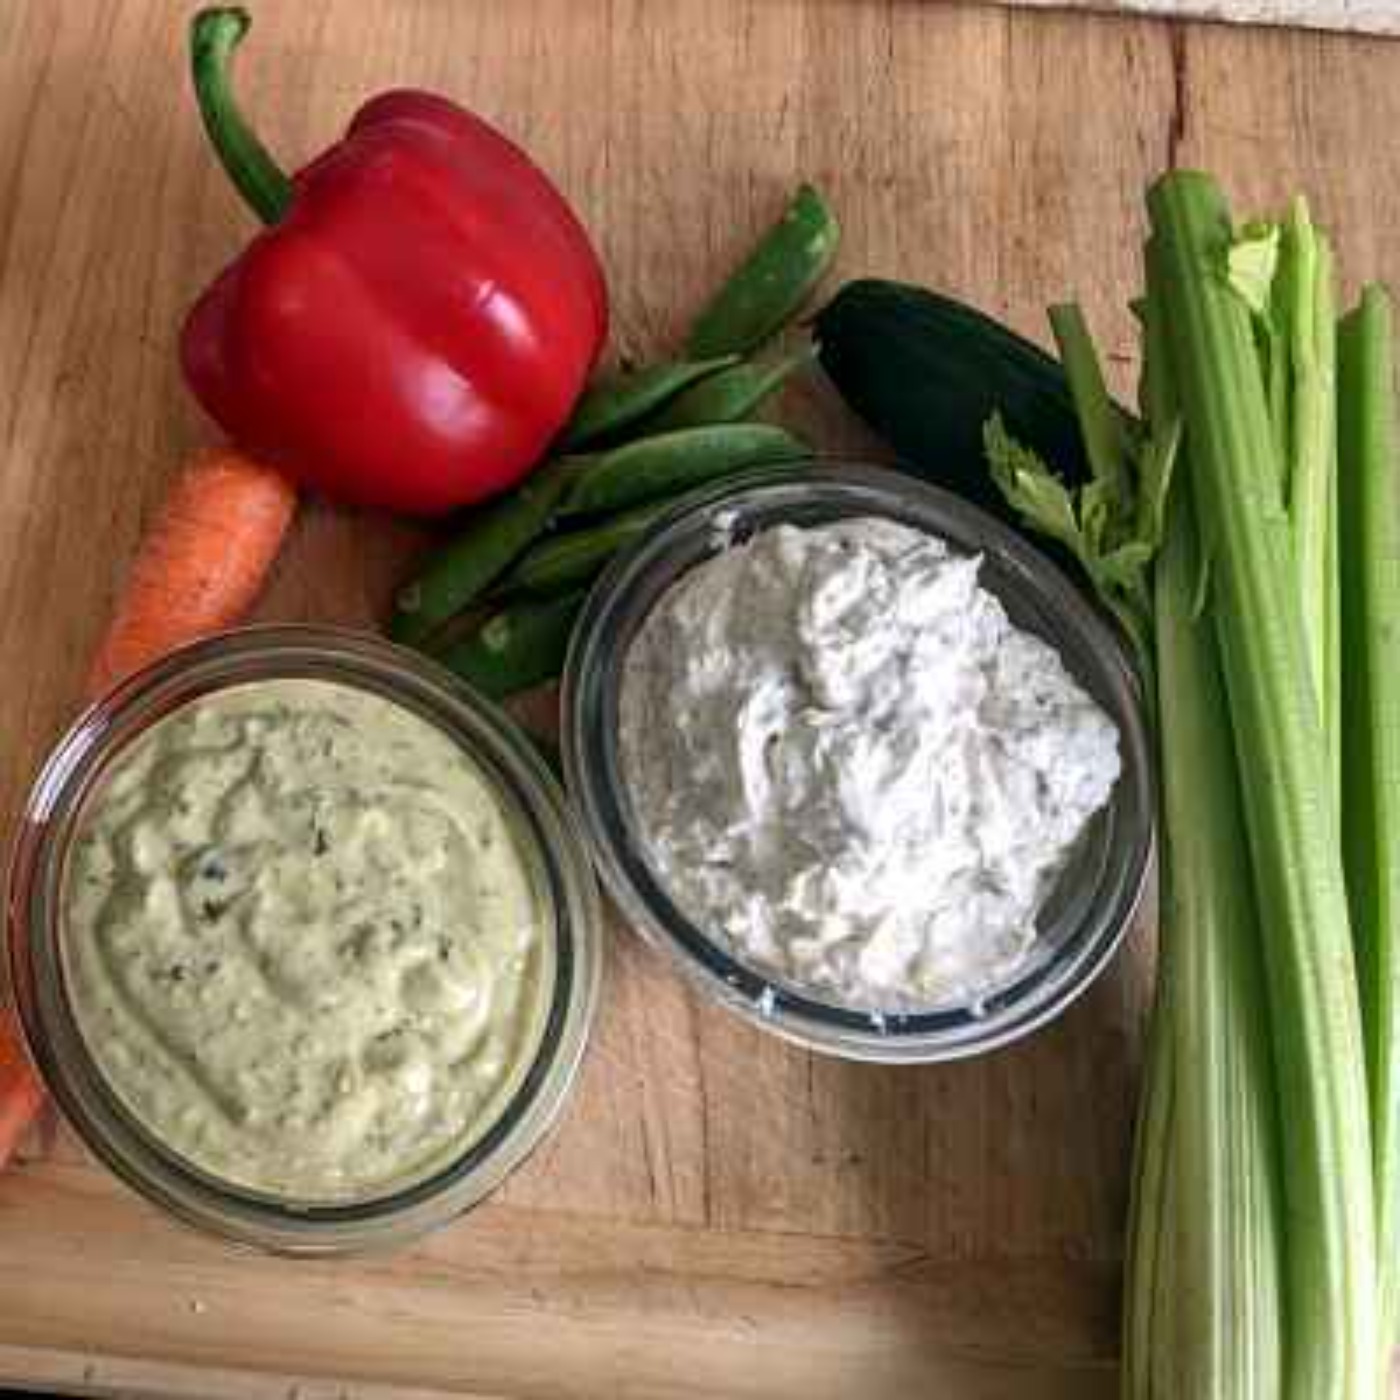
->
[0,2,1397,1397]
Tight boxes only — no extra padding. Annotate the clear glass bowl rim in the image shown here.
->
[562,461,1155,1064]
[5,624,603,1255]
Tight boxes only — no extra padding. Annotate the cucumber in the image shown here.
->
[814,279,1097,522]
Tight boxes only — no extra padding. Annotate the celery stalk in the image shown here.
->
[1042,304,1165,1400]
[1316,237,1340,803]
[1147,170,1376,1400]
[1123,503,1285,1400]
[1000,278,1284,1400]
[1276,202,1340,794]
[1049,302,1134,512]
[1338,284,1400,1367]
[1123,938,1175,1400]
[993,208,1346,1393]
[1157,481,1283,1400]
[986,303,1166,689]
[1117,299,1283,1399]
[1148,172,1377,1400]
[1149,1120,1180,1400]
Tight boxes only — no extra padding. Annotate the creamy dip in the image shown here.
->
[619,518,1122,1011]
[62,679,553,1203]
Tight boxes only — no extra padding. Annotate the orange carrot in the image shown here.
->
[0,1022,45,1166]
[0,445,297,1170]
[88,446,298,695]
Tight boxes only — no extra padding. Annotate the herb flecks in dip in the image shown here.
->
[62,679,552,1204]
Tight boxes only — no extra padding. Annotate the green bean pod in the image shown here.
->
[388,460,576,646]
[685,184,840,359]
[435,591,587,700]
[563,423,809,518]
[500,502,668,596]
[644,346,816,432]
[560,355,740,450]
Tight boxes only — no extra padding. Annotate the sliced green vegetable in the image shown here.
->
[560,356,739,450]
[562,423,808,518]
[1147,169,1375,1400]
[435,591,586,700]
[1338,283,1400,1367]
[388,459,577,646]
[498,501,667,596]
[643,347,814,432]
[686,184,839,358]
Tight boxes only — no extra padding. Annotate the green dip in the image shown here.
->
[61,678,554,1204]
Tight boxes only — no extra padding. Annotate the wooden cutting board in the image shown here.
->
[1,2,1398,1397]
[998,0,1400,36]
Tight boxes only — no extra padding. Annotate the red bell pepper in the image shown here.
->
[181,9,608,516]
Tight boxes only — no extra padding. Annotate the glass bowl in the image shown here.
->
[563,463,1154,1063]
[6,625,602,1254]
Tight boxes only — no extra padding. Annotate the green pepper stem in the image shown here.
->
[190,8,293,226]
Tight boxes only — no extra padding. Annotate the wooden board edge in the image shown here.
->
[0,1343,497,1400]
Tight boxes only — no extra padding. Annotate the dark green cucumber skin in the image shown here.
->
[814,279,1094,521]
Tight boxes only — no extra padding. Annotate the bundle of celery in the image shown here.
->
[988,172,1400,1397]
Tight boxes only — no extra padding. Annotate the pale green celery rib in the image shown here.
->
[1276,201,1339,797]
[1318,239,1340,806]
[1147,170,1376,1400]
[1338,283,1400,1367]
[1266,298,1293,491]
[1122,958,1174,1400]
[1039,301,1156,697]
[1148,1112,1179,1400]
[1159,478,1284,1400]
[1120,295,1283,1400]
[1049,302,1134,501]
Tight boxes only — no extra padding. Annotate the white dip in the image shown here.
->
[618,517,1122,1011]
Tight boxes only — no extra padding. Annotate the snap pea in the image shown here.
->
[435,591,587,701]
[563,423,809,518]
[500,502,668,596]
[561,355,739,450]
[388,459,576,647]
[685,184,840,359]
[643,346,816,432]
